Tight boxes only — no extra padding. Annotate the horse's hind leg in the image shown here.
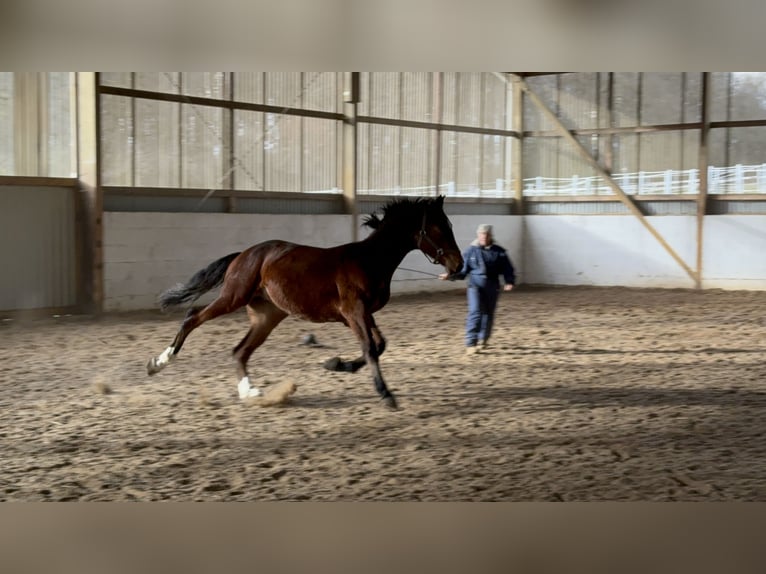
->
[233,299,287,399]
[323,319,386,373]
[146,294,246,376]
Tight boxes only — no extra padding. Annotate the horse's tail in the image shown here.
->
[158,252,241,311]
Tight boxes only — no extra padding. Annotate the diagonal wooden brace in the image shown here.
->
[514,75,697,284]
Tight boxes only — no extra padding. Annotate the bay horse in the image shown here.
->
[146,196,463,410]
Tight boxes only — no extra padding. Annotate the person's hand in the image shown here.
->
[503,284,514,291]
[438,272,449,281]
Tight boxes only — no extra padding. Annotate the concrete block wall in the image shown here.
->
[523,215,698,288]
[102,211,766,311]
[523,214,766,290]
[103,212,355,311]
[701,216,766,290]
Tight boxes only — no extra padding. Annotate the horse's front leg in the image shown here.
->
[350,311,397,410]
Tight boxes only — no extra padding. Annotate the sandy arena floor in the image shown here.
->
[1,286,764,501]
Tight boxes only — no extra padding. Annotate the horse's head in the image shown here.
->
[416,196,463,274]
[363,196,464,274]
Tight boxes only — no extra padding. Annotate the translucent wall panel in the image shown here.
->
[234,73,264,104]
[682,73,702,122]
[712,73,766,122]
[301,72,340,113]
[0,73,75,177]
[558,72,598,130]
[0,73,14,175]
[46,73,75,177]
[399,126,433,192]
[357,72,371,116]
[302,117,339,192]
[264,113,301,192]
[483,74,507,130]
[481,134,509,188]
[456,73,482,128]
[265,72,302,108]
[455,132,481,192]
[638,132,684,171]
[233,109,264,190]
[612,134,639,174]
[135,73,180,94]
[181,73,227,99]
[135,99,180,187]
[100,94,133,186]
[523,136,560,179]
[557,134,599,179]
[366,123,399,192]
[369,73,400,118]
[233,110,339,193]
[680,130,700,170]
[728,74,766,121]
[439,130,457,189]
[728,126,766,165]
[636,130,696,174]
[612,73,640,127]
[641,73,684,125]
[100,73,131,88]
[401,72,432,122]
[236,72,340,113]
[708,128,727,167]
[441,73,458,125]
[181,103,223,188]
[440,130,491,194]
[524,75,559,131]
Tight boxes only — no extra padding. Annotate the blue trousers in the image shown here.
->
[465,285,499,346]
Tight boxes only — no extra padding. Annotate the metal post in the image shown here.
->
[76,72,102,313]
[511,75,524,214]
[696,72,710,290]
[224,72,236,212]
[342,72,359,241]
[433,72,443,196]
[604,72,614,174]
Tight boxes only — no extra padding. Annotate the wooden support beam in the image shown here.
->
[511,75,524,214]
[433,72,443,196]
[696,72,711,289]
[342,72,359,241]
[514,75,697,283]
[76,72,103,313]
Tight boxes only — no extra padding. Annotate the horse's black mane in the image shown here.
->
[362,196,442,230]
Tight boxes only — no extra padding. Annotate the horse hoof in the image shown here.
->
[383,394,399,411]
[323,357,342,371]
[347,361,365,373]
[146,358,158,376]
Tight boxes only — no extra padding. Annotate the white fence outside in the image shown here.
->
[522,164,766,197]
[294,164,766,198]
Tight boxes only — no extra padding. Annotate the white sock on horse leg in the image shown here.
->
[155,346,175,368]
[238,376,263,399]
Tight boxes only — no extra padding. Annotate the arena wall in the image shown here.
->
[523,214,766,290]
[102,212,766,311]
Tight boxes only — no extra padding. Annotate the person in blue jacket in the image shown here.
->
[439,223,515,355]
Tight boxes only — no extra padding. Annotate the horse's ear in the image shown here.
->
[435,195,445,208]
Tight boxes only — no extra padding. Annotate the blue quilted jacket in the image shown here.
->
[449,241,516,288]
